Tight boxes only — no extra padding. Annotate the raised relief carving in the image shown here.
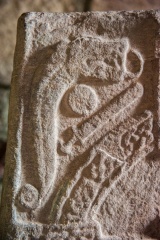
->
[68,84,99,116]
[16,35,154,239]
[1,12,159,240]
[17,184,39,210]
[16,36,145,212]
[59,82,144,156]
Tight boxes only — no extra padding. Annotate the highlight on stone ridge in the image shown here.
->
[0,10,160,239]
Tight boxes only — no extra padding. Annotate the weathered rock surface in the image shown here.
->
[0,11,160,239]
[0,0,86,179]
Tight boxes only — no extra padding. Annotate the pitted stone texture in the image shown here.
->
[0,11,160,239]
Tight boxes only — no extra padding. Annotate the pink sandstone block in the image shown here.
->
[0,11,160,239]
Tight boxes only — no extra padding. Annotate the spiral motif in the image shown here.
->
[18,184,39,210]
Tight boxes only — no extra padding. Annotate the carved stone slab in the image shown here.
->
[0,11,160,239]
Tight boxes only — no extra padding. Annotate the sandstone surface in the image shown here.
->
[0,0,86,175]
[0,11,160,239]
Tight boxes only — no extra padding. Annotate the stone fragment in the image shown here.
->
[0,11,160,239]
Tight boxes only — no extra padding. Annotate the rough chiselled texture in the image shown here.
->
[0,11,160,239]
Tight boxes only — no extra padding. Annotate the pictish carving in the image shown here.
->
[14,30,156,240]
[1,11,160,240]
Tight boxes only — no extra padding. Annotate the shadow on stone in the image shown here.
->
[143,215,160,239]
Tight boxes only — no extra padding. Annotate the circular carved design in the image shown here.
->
[18,184,39,210]
[68,84,98,116]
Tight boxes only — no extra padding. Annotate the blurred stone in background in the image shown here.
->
[91,0,160,11]
[0,0,159,199]
[0,87,9,199]
[0,89,9,141]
